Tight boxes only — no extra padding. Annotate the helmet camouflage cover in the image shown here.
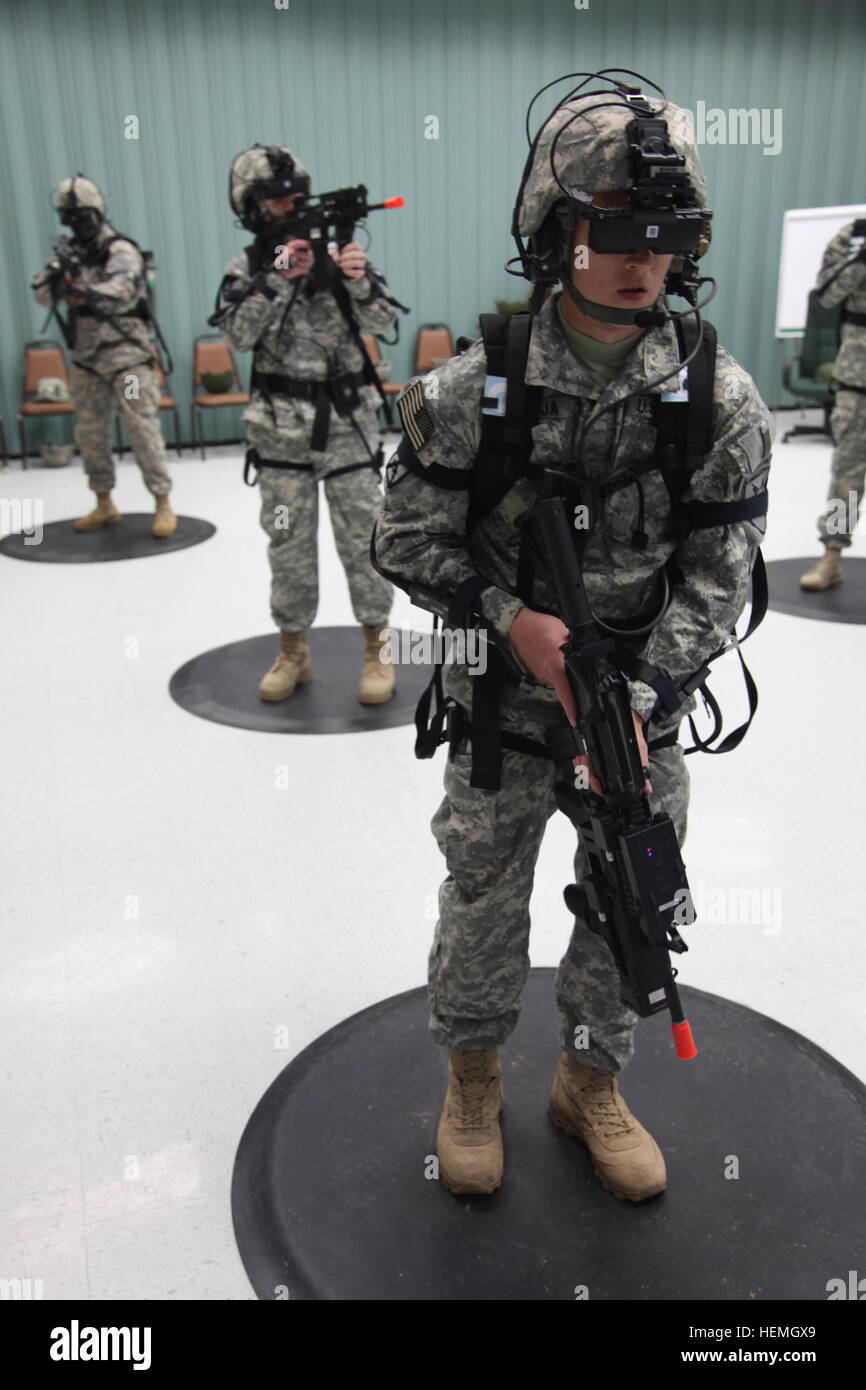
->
[229,145,311,227]
[516,88,708,239]
[54,174,106,217]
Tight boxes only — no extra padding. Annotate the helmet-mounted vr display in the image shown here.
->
[229,144,312,235]
[257,145,311,201]
[54,173,106,241]
[580,112,709,257]
[510,72,714,321]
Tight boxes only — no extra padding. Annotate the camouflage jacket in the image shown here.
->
[31,223,152,374]
[215,248,398,462]
[375,295,772,728]
[816,221,866,389]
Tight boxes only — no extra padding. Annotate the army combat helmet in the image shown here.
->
[229,144,311,235]
[54,174,106,243]
[511,71,713,325]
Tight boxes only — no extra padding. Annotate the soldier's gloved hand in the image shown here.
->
[275,239,313,279]
[63,287,87,306]
[331,241,367,280]
[509,606,652,796]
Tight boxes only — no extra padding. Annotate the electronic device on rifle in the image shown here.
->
[520,490,697,1060]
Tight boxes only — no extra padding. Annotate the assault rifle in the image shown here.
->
[42,238,86,347]
[276,184,406,295]
[48,236,85,283]
[520,492,698,1060]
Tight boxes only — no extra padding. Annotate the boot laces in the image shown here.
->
[581,1071,633,1138]
[457,1051,494,1129]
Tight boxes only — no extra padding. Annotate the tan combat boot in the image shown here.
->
[152,495,177,539]
[259,630,313,702]
[549,1052,666,1202]
[74,492,122,531]
[358,624,395,704]
[437,1047,503,1194]
[799,545,843,590]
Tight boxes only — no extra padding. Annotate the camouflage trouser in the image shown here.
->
[257,461,393,631]
[69,362,172,497]
[428,724,690,1072]
[817,388,866,547]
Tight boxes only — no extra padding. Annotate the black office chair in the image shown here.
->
[782,290,841,442]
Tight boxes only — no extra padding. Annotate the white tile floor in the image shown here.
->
[1,416,864,1300]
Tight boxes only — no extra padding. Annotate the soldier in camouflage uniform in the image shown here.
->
[212,146,396,703]
[374,78,772,1201]
[31,175,175,538]
[800,219,866,590]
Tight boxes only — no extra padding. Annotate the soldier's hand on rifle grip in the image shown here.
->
[508,606,576,718]
[631,710,652,796]
[509,607,652,797]
[572,710,651,797]
[332,241,367,280]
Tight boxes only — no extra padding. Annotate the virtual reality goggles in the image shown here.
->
[581,205,708,255]
[258,147,310,202]
[576,117,712,256]
[259,175,308,201]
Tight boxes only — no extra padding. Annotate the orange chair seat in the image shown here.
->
[195,391,250,407]
[158,396,177,409]
[382,382,403,395]
[20,401,75,416]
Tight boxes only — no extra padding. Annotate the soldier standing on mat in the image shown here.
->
[31,175,176,538]
[212,145,398,704]
[374,75,772,1201]
[800,218,866,590]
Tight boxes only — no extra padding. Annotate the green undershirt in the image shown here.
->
[555,293,646,390]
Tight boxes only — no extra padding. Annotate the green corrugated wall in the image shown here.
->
[1,0,864,452]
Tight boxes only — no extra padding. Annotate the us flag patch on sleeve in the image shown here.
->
[397,380,435,452]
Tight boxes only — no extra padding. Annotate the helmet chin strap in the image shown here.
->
[562,276,667,328]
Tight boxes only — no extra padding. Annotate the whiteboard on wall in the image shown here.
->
[775,204,866,338]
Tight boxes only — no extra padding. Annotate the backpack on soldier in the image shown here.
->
[91,235,173,373]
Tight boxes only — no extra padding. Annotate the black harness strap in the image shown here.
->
[682,492,769,528]
[243,447,314,485]
[330,274,395,427]
[653,318,716,539]
[684,547,767,755]
[448,702,580,764]
[467,313,543,534]
[842,309,866,327]
[326,458,381,481]
[250,368,370,452]
[390,434,471,491]
[448,575,493,627]
[463,314,544,788]
[244,447,380,488]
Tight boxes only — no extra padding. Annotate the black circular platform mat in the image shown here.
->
[232,967,866,1301]
[0,513,215,563]
[169,626,434,734]
[766,557,866,623]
